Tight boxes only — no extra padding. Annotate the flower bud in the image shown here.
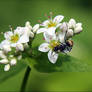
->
[33,24,40,33]
[4,64,10,71]
[66,29,73,38]
[0,58,9,64]
[74,23,82,34]
[10,58,17,66]
[68,19,76,28]
[60,22,68,32]
[16,44,24,51]
[25,21,32,30]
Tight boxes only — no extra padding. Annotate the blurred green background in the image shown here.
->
[0,0,92,91]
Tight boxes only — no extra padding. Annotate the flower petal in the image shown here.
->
[18,34,29,43]
[58,32,66,43]
[37,28,47,34]
[41,20,49,26]
[4,31,13,40]
[48,50,58,64]
[0,40,10,49]
[44,31,56,42]
[53,15,64,23]
[46,27,56,35]
[38,43,50,52]
[33,24,39,33]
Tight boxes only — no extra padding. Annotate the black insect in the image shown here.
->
[54,40,73,53]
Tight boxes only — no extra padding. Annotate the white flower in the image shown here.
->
[4,64,10,71]
[37,15,64,35]
[10,58,17,65]
[38,32,59,64]
[3,27,29,47]
[68,19,83,34]
[0,58,9,64]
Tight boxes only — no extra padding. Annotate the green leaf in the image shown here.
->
[0,60,27,83]
[27,47,92,72]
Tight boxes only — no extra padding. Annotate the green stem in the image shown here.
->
[20,66,31,92]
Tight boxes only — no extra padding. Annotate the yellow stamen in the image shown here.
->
[48,21,56,28]
[49,40,60,50]
[10,34,19,43]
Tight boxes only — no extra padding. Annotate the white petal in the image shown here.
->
[0,58,9,64]
[10,58,17,66]
[2,44,11,53]
[68,19,76,28]
[41,20,49,26]
[0,40,10,49]
[11,43,17,47]
[58,32,66,43]
[16,43,24,51]
[46,27,56,35]
[44,32,56,42]
[33,24,39,33]
[37,28,47,34]
[38,43,50,52]
[48,50,58,64]
[4,31,13,40]
[66,29,73,38]
[56,23,62,28]
[4,64,10,71]
[14,27,25,35]
[18,34,29,43]
[53,15,64,23]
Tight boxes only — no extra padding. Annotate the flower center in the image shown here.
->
[10,34,19,43]
[47,21,56,28]
[49,40,60,50]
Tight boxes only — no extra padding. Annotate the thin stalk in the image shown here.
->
[20,66,31,92]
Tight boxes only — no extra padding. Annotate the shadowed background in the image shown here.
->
[0,0,92,91]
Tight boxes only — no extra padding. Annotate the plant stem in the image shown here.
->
[20,66,31,92]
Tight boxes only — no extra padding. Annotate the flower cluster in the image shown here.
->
[0,22,39,71]
[38,14,82,64]
[0,13,83,71]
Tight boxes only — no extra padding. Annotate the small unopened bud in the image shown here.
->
[0,58,9,64]
[4,64,10,71]
[16,44,24,51]
[66,29,73,38]
[33,24,39,33]
[10,58,17,66]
